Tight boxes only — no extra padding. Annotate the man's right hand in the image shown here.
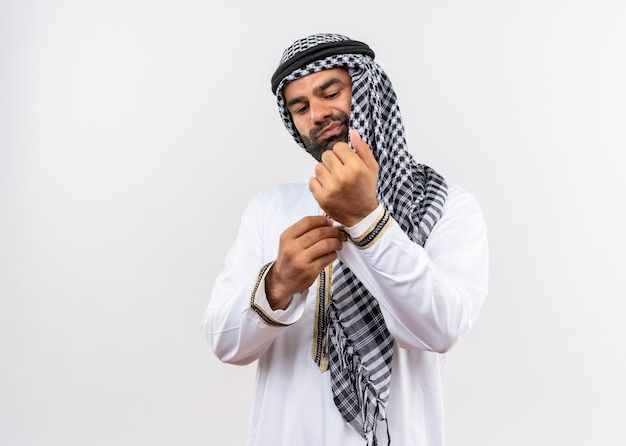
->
[265,216,346,310]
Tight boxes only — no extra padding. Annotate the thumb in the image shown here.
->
[349,129,377,170]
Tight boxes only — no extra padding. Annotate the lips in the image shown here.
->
[316,122,344,140]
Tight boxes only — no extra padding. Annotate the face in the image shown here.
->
[282,68,352,161]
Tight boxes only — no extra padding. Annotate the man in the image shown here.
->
[205,33,489,446]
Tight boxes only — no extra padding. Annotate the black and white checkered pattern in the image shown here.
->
[274,34,448,444]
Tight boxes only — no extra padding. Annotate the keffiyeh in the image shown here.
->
[272,33,448,444]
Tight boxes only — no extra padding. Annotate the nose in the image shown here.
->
[309,98,332,125]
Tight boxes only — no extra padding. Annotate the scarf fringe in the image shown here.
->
[329,313,390,445]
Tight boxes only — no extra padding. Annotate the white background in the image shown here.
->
[1,1,625,445]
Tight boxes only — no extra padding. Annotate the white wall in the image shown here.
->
[1,1,625,445]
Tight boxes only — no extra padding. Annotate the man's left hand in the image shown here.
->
[309,129,379,227]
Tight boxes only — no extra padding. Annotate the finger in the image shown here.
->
[329,136,369,172]
[306,239,342,268]
[349,129,378,171]
[299,225,345,250]
[311,251,339,272]
[309,175,322,196]
[320,146,345,173]
[312,158,339,189]
[285,215,332,239]
[328,140,356,166]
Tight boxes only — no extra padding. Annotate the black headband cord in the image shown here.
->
[270,40,375,95]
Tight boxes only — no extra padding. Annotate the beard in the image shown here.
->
[299,112,349,162]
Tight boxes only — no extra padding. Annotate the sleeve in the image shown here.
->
[337,186,489,353]
[204,193,308,365]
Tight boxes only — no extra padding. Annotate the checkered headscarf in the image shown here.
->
[272,33,448,444]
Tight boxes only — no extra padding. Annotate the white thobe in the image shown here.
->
[205,179,489,446]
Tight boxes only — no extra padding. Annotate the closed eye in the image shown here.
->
[293,105,308,114]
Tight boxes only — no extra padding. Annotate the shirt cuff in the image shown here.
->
[249,262,306,327]
[343,203,393,249]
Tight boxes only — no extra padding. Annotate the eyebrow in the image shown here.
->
[313,78,344,95]
[285,77,346,109]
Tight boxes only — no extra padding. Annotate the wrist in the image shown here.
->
[265,267,294,310]
[344,202,383,235]
[343,203,391,249]
[337,200,380,227]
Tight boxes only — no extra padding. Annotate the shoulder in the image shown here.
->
[442,183,484,220]
[426,183,487,247]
